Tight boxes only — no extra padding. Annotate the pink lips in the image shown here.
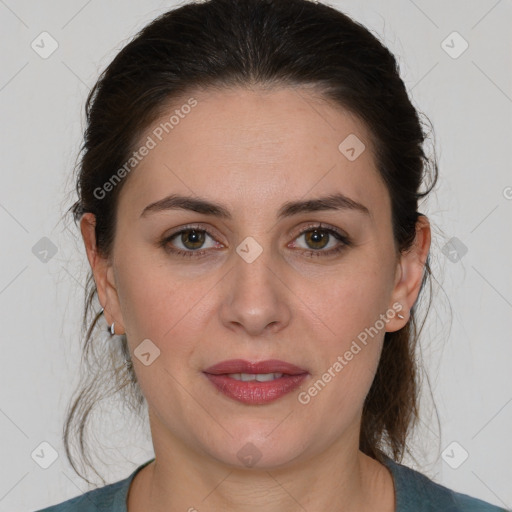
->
[203,359,309,405]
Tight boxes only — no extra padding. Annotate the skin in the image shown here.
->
[81,85,430,512]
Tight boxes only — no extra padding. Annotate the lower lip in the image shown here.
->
[204,373,309,404]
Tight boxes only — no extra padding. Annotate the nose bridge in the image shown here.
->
[220,234,291,335]
[235,235,275,287]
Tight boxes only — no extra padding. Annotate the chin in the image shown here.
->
[205,428,308,471]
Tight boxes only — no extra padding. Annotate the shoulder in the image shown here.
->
[34,458,155,512]
[34,477,129,512]
[382,455,509,512]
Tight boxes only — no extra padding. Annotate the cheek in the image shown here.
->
[310,263,393,343]
[300,290,386,430]
[115,255,215,362]
[300,261,392,399]
[115,246,185,329]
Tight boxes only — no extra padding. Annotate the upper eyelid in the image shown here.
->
[166,223,223,243]
[166,222,348,245]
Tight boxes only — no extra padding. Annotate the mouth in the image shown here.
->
[203,359,309,405]
[223,372,285,382]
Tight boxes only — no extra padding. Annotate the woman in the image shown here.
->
[36,0,508,510]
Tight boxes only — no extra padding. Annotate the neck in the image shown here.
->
[128,414,395,512]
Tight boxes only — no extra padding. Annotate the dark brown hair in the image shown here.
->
[65,0,439,485]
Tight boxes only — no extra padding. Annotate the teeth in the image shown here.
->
[227,373,284,382]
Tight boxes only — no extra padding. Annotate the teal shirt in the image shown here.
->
[35,455,509,511]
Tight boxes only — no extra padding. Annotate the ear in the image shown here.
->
[386,215,431,332]
[80,213,126,335]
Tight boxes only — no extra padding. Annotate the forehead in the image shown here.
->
[118,85,390,223]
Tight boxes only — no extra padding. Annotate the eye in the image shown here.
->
[159,222,351,259]
[290,223,351,257]
[160,225,221,258]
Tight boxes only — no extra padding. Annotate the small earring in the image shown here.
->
[110,322,115,335]
[397,313,405,319]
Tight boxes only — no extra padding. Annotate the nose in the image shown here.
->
[219,246,292,337]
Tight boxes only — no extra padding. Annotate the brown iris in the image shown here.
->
[180,229,206,250]
[304,229,329,250]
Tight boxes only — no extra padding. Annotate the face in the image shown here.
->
[83,85,429,470]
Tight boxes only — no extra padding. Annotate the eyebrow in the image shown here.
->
[140,192,371,220]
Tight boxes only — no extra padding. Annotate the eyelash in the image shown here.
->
[159,222,351,259]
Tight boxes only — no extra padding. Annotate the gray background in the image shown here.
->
[0,0,511,510]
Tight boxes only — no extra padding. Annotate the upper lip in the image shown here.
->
[204,359,308,375]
